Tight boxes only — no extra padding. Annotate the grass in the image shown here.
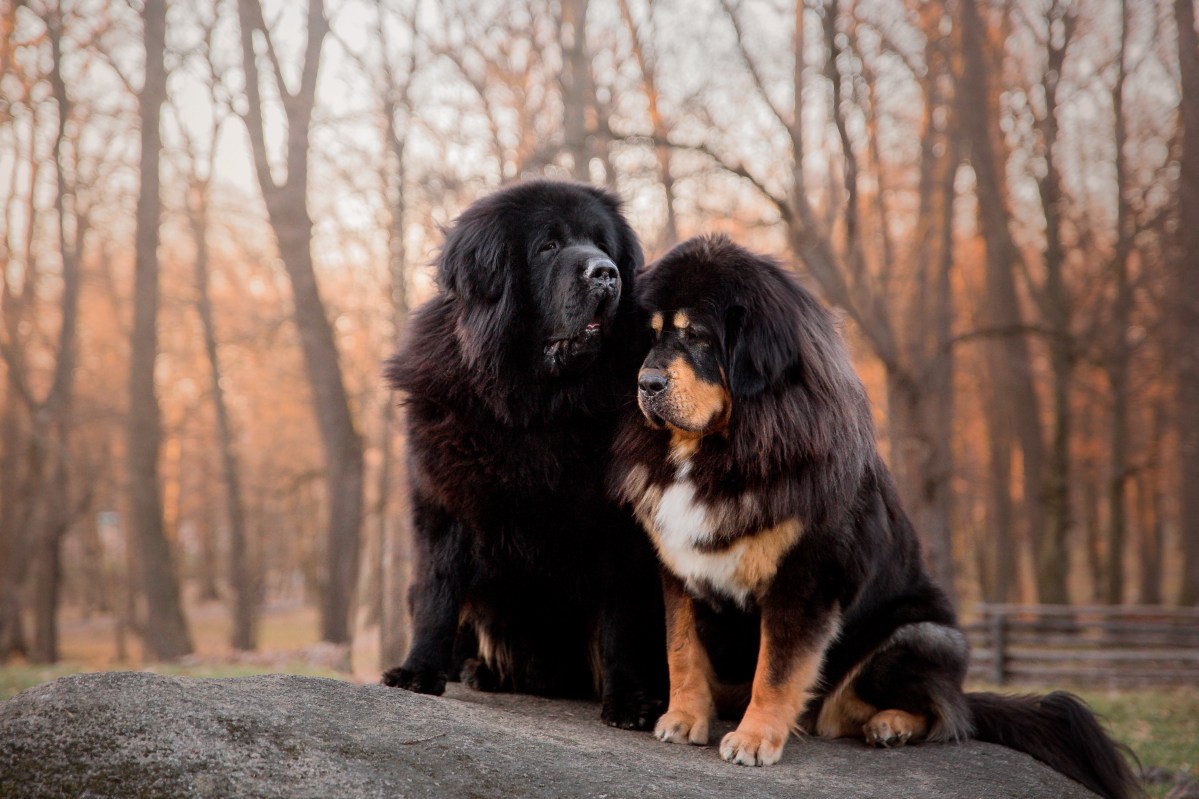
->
[967,681,1198,797]
[0,599,356,701]
[1075,684,1199,797]
[0,660,345,700]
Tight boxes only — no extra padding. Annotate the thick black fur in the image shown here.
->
[382,179,666,730]
[610,234,1139,797]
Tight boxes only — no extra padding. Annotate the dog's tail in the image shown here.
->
[965,691,1141,799]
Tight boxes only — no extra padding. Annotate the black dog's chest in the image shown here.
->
[416,402,610,515]
[484,420,607,490]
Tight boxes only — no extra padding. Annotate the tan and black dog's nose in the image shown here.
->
[638,369,669,396]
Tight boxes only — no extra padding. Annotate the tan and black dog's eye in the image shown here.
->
[680,327,707,347]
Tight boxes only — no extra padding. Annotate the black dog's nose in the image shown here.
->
[585,259,619,289]
[638,370,668,396]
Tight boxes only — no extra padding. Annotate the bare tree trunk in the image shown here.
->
[984,399,1018,602]
[1037,15,1074,606]
[618,0,678,249]
[1137,403,1165,603]
[888,36,959,599]
[1084,470,1104,603]
[189,185,256,649]
[378,401,410,668]
[0,164,33,663]
[1174,0,1199,606]
[887,374,955,597]
[0,384,27,660]
[372,4,417,668]
[29,6,93,663]
[30,495,62,663]
[196,511,221,603]
[958,0,1050,602]
[236,0,364,643]
[381,96,414,671]
[129,0,193,661]
[560,0,591,181]
[0,0,32,664]
[79,509,107,617]
[1106,0,1134,605]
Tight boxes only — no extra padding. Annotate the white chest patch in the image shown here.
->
[649,464,752,605]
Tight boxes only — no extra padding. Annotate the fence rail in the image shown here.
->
[964,603,1199,687]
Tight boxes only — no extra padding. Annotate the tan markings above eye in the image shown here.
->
[673,311,690,329]
[651,312,664,333]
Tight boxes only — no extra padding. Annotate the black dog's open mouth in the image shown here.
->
[543,291,617,372]
[545,315,605,363]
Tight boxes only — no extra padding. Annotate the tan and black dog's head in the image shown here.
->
[635,234,872,453]
[636,303,733,437]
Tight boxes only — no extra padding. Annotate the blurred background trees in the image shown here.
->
[1,0,1196,667]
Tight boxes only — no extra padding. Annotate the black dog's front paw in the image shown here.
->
[602,690,666,731]
[381,665,447,696]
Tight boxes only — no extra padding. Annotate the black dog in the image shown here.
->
[609,234,1138,798]
[382,180,666,729]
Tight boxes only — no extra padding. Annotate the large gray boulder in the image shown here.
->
[0,671,1095,798]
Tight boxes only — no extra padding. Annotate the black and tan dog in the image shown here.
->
[609,234,1138,799]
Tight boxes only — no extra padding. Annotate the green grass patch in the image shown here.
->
[0,661,346,701]
[969,682,1198,797]
[0,662,86,699]
[1075,685,1199,796]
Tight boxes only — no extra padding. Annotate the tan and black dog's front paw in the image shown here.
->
[863,709,925,748]
[719,724,787,766]
[654,708,711,745]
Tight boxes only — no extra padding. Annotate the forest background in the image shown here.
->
[2,0,1198,700]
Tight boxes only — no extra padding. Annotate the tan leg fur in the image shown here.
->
[654,577,715,746]
[719,621,833,766]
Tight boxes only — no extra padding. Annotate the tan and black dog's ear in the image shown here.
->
[726,302,801,397]
[438,208,509,304]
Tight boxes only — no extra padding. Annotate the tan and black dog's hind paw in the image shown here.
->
[863,709,927,748]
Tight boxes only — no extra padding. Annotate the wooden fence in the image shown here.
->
[964,604,1199,687]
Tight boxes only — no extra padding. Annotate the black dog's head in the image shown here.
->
[438,179,643,378]
[635,234,866,443]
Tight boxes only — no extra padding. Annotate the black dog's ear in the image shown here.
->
[437,210,509,303]
[726,301,801,397]
[596,188,644,286]
[616,216,645,276]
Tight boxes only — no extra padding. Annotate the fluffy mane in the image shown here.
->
[386,180,644,426]
[613,234,878,530]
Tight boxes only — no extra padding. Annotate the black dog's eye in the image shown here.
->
[539,240,559,254]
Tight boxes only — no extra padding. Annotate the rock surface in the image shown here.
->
[0,671,1096,798]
